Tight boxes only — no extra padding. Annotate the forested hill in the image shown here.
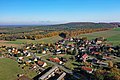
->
[45,22,117,30]
[0,22,118,29]
[0,22,118,33]
[0,22,118,41]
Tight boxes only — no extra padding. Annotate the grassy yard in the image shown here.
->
[42,54,80,70]
[0,58,37,80]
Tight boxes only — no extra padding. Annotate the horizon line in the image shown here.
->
[0,21,120,27]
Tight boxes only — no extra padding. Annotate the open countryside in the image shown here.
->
[0,0,120,80]
[0,25,120,80]
[0,27,120,46]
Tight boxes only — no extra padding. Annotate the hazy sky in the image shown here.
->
[0,0,120,25]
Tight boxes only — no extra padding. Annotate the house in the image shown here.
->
[12,48,18,54]
[18,57,24,60]
[42,50,47,54]
[57,72,66,80]
[27,53,31,57]
[97,61,108,67]
[96,41,102,44]
[8,49,12,53]
[56,49,62,54]
[95,37,104,44]
[79,47,85,50]
[70,38,73,41]
[23,50,28,54]
[38,66,59,80]
[25,60,32,65]
[17,57,24,63]
[91,52,101,55]
[81,66,93,73]
[33,45,36,48]
[100,62,108,66]
[26,46,30,49]
[36,66,66,80]
[49,57,62,64]
[82,54,88,62]
[37,61,47,67]
[34,57,39,62]
[92,58,98,63]
[103,56,112,60]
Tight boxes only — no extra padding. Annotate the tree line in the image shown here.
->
[0,28,111,41]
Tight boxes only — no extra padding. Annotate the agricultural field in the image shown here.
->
[0,58,37,80]
[78,27,120,45]
[0,27,119,80]
[0,28,120,48]
[6,36,62,44]
[0,58,23,80]
[0,36,62,47]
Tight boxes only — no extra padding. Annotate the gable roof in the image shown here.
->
[37,61,44,65]
[49,57,61,63]
[81,66,93,72]
[82,54,88,59]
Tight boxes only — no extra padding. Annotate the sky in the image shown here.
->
[0,0,120,25]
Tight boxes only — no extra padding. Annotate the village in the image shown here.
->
[0,36,120,80]
[1,0,120,79]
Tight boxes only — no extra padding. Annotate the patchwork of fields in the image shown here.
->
[0,28,120,80]
[0,27,119,47]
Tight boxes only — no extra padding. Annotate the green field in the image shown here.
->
[0,58,23,80]
[1,27,120,47]
[78,28,120,45]
[0,58,37,80]
[6,36,62,44]
[0,28,120,80]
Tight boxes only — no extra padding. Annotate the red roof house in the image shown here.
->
[49,57,62,64]
[81,66,93,73]
[82,54,88,62]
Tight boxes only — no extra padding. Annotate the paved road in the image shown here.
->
[37,52,88,80]
[41,59,81,79]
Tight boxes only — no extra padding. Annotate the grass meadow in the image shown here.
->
[78,27,120,45]
[0,58,37,80]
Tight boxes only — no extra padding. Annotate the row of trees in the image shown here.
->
[94,66,120,80]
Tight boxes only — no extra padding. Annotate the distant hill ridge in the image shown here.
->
[0,22,119,30]
[46,22,118,30]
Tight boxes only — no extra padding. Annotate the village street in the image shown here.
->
[0,36,120,80]
[37,52,88,80]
